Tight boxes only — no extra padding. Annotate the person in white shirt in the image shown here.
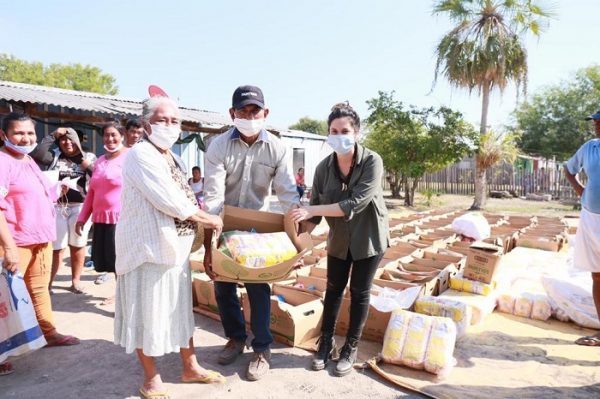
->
[113,95,225,399]
[188,166,204,207]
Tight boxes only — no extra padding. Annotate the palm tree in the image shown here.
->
[432,0,552,209]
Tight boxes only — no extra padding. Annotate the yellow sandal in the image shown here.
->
[181,369,225,384]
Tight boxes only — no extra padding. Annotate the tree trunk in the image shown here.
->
[471,81,491,210]
[410,177,420,207]
[386,171,403,198]
[403,175,411,206]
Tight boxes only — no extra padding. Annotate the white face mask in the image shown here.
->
[234,118,265,137]
[4,139,37,155]
[103,142,124,154]
[147,124,181,150]
[326,134,355,154]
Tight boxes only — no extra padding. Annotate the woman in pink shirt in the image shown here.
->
[0,113,80,375]
[76,122,127,295]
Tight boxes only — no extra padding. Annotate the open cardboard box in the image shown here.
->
[192,272,243,321]
[421,248,466,269]
[277,275,328,298]
[242,285,323,349]
[212,206,313,283]
[335,289,393,343]
[515,234,564,252]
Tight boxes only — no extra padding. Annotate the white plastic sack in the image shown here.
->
[0,270,47,363]
[451,212,491,241]
[370,285,422,312]
[542,275,600,329]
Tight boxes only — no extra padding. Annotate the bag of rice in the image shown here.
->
[496,293,516,314]
[415,296,471,336]
[381,309,412,365]
[449,272,496,296]
[400,312,434,370]
[424,317,457,376]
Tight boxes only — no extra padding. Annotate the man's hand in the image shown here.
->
[1,246,20,273]
[575,185,585,197]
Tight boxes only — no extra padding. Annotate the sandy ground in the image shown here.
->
[0,263,419,399]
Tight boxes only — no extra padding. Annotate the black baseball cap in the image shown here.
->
[585,108,600,120]
[232,85,265,110]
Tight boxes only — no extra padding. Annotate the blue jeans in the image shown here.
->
[214,281,273,352]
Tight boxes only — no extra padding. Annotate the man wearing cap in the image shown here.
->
[203,85,300,380]
[565,108,600,346]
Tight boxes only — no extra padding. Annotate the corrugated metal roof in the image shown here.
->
[0,80,324,138]
[0,80,231,128]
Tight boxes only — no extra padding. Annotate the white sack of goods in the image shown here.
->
[451,212,491,241]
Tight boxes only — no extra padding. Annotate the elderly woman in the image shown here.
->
[0,113,80,375]
[75,122,127,291]
[113,96,225,399]
[32,127,96,294]
[290,103,389,377]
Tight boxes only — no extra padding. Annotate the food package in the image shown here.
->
[381,310,457,376]
[381,309,412,364]
[531,294,552,321]
[513,294,533,318]
[219,230,298,268]
[449,272,496,296]
[496,293,516,314]
[400,313,434,370]
[424,317,457,376]
[437,289,497,325]
[415,296,471,336]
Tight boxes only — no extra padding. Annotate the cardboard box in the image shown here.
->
[279,275,328,298]
[515,235,564,252]
[335,291,392,342]
[212,206,313,283]
[242,285,323,349]
[422,248,466,269]
[464,242,503,284]
[191,272,243,321]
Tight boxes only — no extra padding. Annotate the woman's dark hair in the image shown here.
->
[125,118,143,130]
[192,166,201,172]
[101,121,123,136]
[327,102,360,132]
[1,112,34,132]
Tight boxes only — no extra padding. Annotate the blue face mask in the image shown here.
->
[326,134,355,154]
[4,139,37,155]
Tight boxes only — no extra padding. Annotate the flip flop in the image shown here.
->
[45,334,80,347]
[0,362,14,376]
[575,335,600,346]
[70,283,85,294]
[139,387,170,399]
[181,369,226,384]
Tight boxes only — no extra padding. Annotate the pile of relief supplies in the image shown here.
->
[375,212,599,379]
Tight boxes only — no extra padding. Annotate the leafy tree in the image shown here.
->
[289,116,328,135]
[432,0,552,210]
[513,65,600,160]
[0,54,118,95]
[364,91,477,206]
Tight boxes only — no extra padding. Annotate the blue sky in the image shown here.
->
[0,1,598,131]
